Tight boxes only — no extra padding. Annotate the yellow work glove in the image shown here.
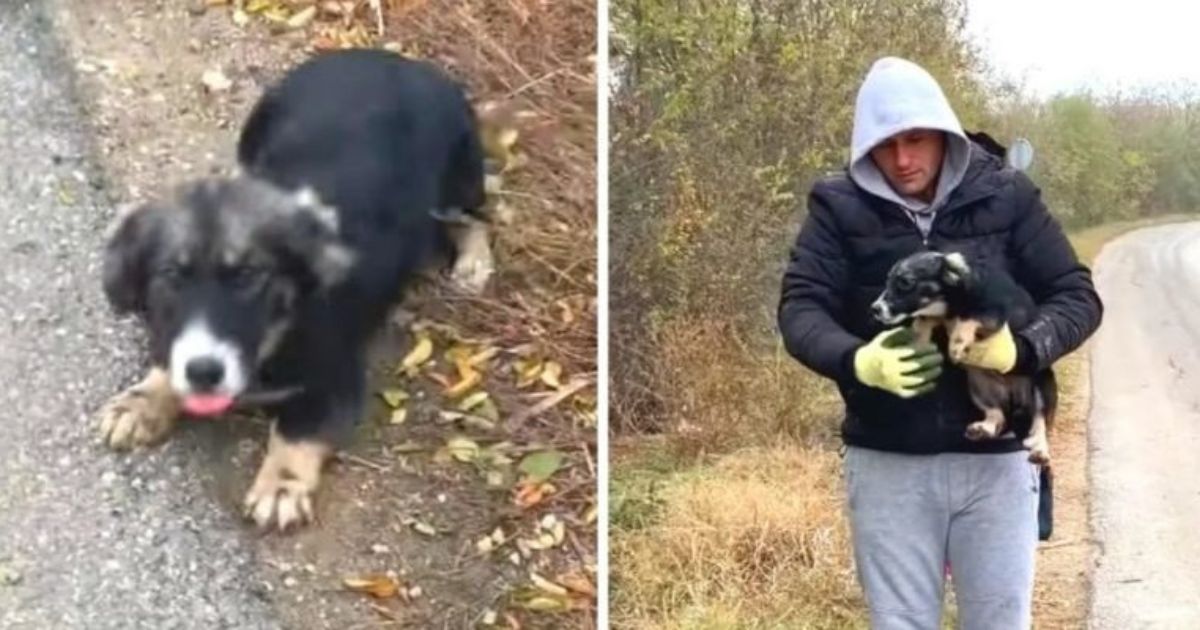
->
[957,323,1018,373]
[853,328,944,399]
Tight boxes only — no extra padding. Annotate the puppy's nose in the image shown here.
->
[871,301,886,319]
[185,357,225,390]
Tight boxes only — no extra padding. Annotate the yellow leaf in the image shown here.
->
[521,596,569,612]
[446,436,480,462]
[389,407,407,425]
[286,5,317,28]
[458,390,490,412]
[445,367,482,398]
[378,388,409,408]
[245,0,274,14]
[343,575,399,599]
[540,361,563,389]
[467,346,500,368]
[399,334,434,375]
[515,358,543,388]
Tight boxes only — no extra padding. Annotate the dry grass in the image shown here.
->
[652,319,842,453]
[377,3,597,626]
[611,445,866,630]
[388,0,597,373]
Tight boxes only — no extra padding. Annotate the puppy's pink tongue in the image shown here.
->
[183,394,234,417]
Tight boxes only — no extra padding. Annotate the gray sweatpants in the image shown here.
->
[843,446,1040,630]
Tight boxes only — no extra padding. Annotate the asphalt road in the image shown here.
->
[0,3,279,628]
[1089,222,1200,629]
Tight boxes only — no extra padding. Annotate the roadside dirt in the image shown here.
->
[48,1,596,628]
[1030,342,1092,629]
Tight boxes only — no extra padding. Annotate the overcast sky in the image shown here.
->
[964,0,1200,99]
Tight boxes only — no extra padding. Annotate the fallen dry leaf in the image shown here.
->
[530,572,569,597]
[556,573,597,598]
[389,407,408,425]
[458,390,490,412]
[514,481,555,509]
[286,5,317,28]
[444,365,482,398]
[343,574,399,599]
[379,388,409,408]
[403,516,440,537]
[514,357,543,388]
[446,436,480,463]
[540,361,563,389]
[399,334,434,375]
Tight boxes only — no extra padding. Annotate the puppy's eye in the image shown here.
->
[895,276,915,291]
[226,266,264,289]
[159,264,188,283]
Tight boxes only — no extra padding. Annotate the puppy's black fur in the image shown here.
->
[873,251,1057,463]
[104,49,486,444]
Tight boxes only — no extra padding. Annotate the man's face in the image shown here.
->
[869,129,945,202]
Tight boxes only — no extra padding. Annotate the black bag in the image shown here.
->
[1038,465,1053,541]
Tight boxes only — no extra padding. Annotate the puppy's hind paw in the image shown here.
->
[965,421,999,441]
[1024,435,1051,465]
[450,251,495,295]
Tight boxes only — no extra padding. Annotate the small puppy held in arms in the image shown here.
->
[872,250,1056,464]
[96,49,497,532]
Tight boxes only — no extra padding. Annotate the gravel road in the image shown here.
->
[0,3,280,628]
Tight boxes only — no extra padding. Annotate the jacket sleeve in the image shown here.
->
[777,189,864,383]
[1009,174,1104,373]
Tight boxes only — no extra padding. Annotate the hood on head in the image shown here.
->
[848,56,972,214]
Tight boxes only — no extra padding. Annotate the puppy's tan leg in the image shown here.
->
[98,367,180,450]
[448,216,494,294]
[243,425,331,532]
[948,318,982,364]
[965,407,1006,441]
[911,316,941,345]
[1024,412,1051,464]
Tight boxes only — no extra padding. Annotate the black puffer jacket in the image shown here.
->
[777,145,1103,454]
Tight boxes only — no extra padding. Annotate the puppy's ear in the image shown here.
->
[941,251,971,286]
[276,187,355,291]
[101,203,160,315]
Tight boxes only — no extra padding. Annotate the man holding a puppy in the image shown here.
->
[777,57,1102,629]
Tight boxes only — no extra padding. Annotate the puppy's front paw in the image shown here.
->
[243,429,329,532]
[965,421,998,441]
[244,476,315,531]
[98,369,179,450]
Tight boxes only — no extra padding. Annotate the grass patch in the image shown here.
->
[1069,213,1198,265]
[611,443,866,630]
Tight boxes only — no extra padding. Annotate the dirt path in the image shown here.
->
[1089,221,1200,628]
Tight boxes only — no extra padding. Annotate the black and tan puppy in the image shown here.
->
[871,251,1055,464]
[97,49,493,531]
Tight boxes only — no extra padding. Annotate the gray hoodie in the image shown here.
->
[847,57,972,236]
